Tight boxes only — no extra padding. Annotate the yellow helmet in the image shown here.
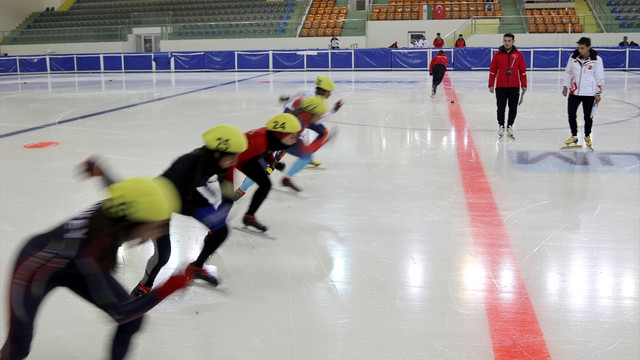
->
[102,176,181,222]
[266,113,302,133]
[301,95,327,115]
[202,124,248,153]
[315,75,335,91]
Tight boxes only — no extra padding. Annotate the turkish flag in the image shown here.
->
[432,4,445,20]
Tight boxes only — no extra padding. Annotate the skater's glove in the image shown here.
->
[333,100,344,112]
[266,166,274,175]
[219,180,236,200]
[273,161,286,171]
[77,155,104,178]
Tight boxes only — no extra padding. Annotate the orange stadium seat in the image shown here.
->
[333,28,341,36]
[309,8,317,15]
[485,10,493,17]
[537,24,546,32]
[571,16,580,24]
[567,9,575,15]
[573,24,583,32]
[317,28,326,36]
[411,12,419,19]
[395,12,403,20]
[403,12,410,19]
[319,20,327,28]
[327,20,335,27]
[529,23,537,33]
[309,29,317,36]
[322,14,330,20]
[379,12,387,20]
[371,12,379,20]
[380,6,387,13]
[546,24,556,32]
[557,24,566,33]
[477,10,485,17]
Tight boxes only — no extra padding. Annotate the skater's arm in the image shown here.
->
[77,155,118,187]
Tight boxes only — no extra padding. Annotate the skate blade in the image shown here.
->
[561,144,582,149]
[586,145,594,151]
[305,166,326,170]
[274,186,311,199]
[507,134,515,140]
[233,226,276,239]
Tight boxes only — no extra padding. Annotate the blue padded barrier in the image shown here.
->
[629,48,640,69]
[453,48,489,70]
[76,55,101,71]
[272,51,305,70]
[103,55,123,71]
[123,53,152,71]
[306,51,330,69]
[0,57,18,73]
[237,51,270,70]
[18,56,47,73]
[1,47,638,74]
[391,50,427,69]
[205,51,235,71]
[532,49,560,69]
[330,51,353,69]
[354,48,391,69]
[174,52,205,70]
[49,55,75,72]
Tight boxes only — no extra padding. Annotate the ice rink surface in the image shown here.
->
[0,70,638,359]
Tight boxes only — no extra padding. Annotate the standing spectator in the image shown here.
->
[389,41,398,48]
[488,33,527,138]
[630,40,639,46]
[429,50,449,97]
[562,37,604,150]
[619,36,629,46]
[433,33,445,48]
[485,0,494,12]
[409,38,418,48]
[455,34,466,47]
[418,35,430,48]
[330,35,340,49]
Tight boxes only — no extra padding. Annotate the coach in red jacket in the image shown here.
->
[429,50,449,97]
[488,33,527,138]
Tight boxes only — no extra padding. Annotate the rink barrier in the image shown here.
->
[1,47,638,74]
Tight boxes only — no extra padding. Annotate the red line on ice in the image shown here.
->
[442,74,551,359]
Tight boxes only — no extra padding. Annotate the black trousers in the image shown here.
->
[567,94,595,137]
[495,87,520,126]
[432,64,446,88]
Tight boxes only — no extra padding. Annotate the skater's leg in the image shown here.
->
[506,87,519,127]
[495,87,508,126]
[139,235,171,288]
[567,94,582,136]
[432,65,446,88]
[581,95,595,137]
[242,160,271,216]
[191,227,228,268]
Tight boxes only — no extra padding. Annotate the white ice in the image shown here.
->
[0,70,638,359]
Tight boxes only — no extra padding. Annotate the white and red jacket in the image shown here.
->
[488,45,527,88]
[562,49,604,96]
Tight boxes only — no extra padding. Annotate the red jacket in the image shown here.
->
[455,39,466,47]
[225,127,275,183]
[429,52,449,72]
[488,46,527,88]
[433,38,444,48]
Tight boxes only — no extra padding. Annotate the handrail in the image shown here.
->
[584,0,606,32]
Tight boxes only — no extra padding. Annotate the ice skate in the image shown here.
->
[130,282,151,297]
[506,125,515,140]
[282,177,302,192]
[234,188,246,200]
[584,136,593,151]
[497,125,505,138]
[242,214,268,232]
[306,159,325,170]
[187,264,219,286]
[431,85,436,97]
[561,136,582,149]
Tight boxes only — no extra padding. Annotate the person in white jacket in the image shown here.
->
[562,37,604,149]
